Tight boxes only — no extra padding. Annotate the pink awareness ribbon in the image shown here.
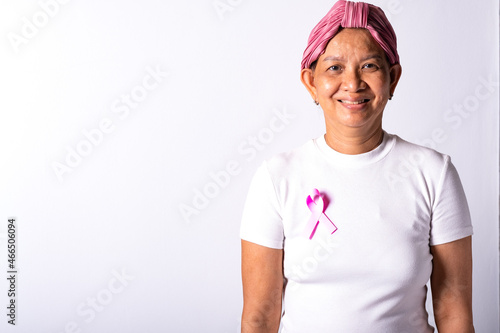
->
[303,189,337,240]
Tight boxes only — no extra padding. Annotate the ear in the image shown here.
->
[389,63,402,97]
[300,68,318,102]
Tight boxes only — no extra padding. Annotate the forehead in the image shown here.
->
[321,28,387,59]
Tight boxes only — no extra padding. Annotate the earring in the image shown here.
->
[314,100,319,105]
[389,94,394,100]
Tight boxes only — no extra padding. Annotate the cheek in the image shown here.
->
[317,79,337,94]
[324,82,334,91]
[374,75,391,92]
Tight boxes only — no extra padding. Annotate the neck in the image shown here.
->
[324,127,384,155]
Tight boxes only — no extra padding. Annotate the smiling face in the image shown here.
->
[301,28,401,140]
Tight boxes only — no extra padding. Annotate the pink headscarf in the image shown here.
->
[301,1,399,70]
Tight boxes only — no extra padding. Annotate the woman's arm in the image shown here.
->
[241,240,283,333]
[430,236,474,332]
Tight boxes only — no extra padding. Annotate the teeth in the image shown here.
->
[340,99,367,105]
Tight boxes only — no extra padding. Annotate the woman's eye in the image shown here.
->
[363,63,378,71]
[327,65,341,72]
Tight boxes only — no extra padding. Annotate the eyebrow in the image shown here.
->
[322,54,384,62]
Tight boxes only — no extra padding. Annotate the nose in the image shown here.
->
[341,68,366,92]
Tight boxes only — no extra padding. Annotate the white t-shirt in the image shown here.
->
[240,132,473,333]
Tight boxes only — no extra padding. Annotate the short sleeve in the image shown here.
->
[240,161,284,249]
[429,156,473,246]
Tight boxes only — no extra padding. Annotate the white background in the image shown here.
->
[0,0,498,332]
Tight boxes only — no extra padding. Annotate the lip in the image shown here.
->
[337,98,370,110]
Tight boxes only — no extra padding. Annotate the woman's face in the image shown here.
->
[302,28,401,135]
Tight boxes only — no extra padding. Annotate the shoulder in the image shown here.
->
[389,133,450,170]
[263,137,319,175]
[377,132,459,195]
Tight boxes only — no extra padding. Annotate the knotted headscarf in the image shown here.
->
[301,1,399,70]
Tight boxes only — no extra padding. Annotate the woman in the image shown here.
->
[240,1,474,332]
